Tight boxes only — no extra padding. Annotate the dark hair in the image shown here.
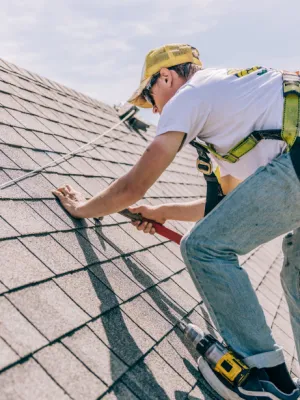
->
[168,62,202,79]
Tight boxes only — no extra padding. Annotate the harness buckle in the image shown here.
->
[283,73,300,97]
[196,157,213,175]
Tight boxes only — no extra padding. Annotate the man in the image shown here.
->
[53,44,300,399]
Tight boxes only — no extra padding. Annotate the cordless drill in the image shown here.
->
[180,321,250,386]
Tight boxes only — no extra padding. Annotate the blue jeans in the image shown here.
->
[180,151,300,369]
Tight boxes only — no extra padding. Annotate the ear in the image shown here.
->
[159,67,173,87]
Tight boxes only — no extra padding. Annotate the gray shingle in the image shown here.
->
[15,98,43,116]
[101,160,127,177]
[121,297,172,341]
[8,281,89,341]
[0,170,30,199]
[14,128,49,150]
[68,156,98,176]
[54,135,80,152]
[120,222,161,247]
[35,343,107,400]
[38,118,70,136]
[165,240,183,260]
[101,382,140,400]
[272,324,295,357]
[42,198,92,229]
[47,155,80,175]
[0,216,18,239]
[111,256,159,291]
[85,159,115,177]
[154,327,200,386]
[188,385,207,400]
[0,79,19,95]
[0,239,53,288]
[122,351,191,400]
[0,149,19,168]
[5,170,55,199]
[72,175,109,196]
[159,279,198,312]
[0,297,48,357]
[78,227,120,259]
[0,200,53,234]
[52,231,107,266]
[29,200,72,230]
[141,285,187,326]
[149,245,186,272]
[0,281,8,294]
[89,308,154,366]
[23,148,65,173]
[0,93,28,112]
[0,108,22,126]
[62,326,127,385]
[97,225,142,254]
[0,358,70,400]
[0,337,19,370]
[0,144,39,170]
[9,110,51,132]
[90,262,142,301]
[171,270,202,302]
[0,125,30,147]
[133,249,174,281]
[44,173,91,197]
[103,382,138,400]
[54,270,119,317]
[21,234,82,274]
[38,133,70,153]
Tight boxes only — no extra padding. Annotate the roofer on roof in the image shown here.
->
[53,44,300,399]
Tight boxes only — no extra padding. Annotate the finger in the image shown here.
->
[137,221,147,231]
[132,221,141,227]
[57,186,68,196]
[128,206,140,213]
[144,223,152,234]
[52,190,64,200]
[66,184,76,194]
[150,227,156,235]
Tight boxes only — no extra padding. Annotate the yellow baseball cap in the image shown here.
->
[128,43,202,108]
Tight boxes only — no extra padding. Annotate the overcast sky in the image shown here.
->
[1,0,299,125]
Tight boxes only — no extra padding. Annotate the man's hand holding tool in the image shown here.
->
[119,207,182,245]
[127,204,166,234]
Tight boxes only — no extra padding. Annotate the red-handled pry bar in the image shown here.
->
[119,209,183,245]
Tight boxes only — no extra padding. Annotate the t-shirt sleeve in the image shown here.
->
[156,85,211,147]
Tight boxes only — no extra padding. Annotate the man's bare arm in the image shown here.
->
[52,131,186,218]
[130,173,242,233]
[159,174,242,221]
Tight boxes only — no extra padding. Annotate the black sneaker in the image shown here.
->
[198,356,300,400]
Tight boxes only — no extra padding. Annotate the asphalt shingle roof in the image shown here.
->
[0,57,298,399]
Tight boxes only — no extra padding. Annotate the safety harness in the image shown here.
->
[191,71,300,216]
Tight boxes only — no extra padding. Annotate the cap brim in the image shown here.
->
[127,76,153,108]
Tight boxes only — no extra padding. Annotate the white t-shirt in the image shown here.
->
[156,67,285,180]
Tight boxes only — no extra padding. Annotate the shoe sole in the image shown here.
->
[198,356,244,400]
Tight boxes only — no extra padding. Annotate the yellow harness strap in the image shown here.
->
[282,72,300,149]
[201,72,300,163]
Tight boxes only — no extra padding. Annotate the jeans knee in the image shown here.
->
[180,229,197,263]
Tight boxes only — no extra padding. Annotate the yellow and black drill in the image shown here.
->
[180,321,250,386]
